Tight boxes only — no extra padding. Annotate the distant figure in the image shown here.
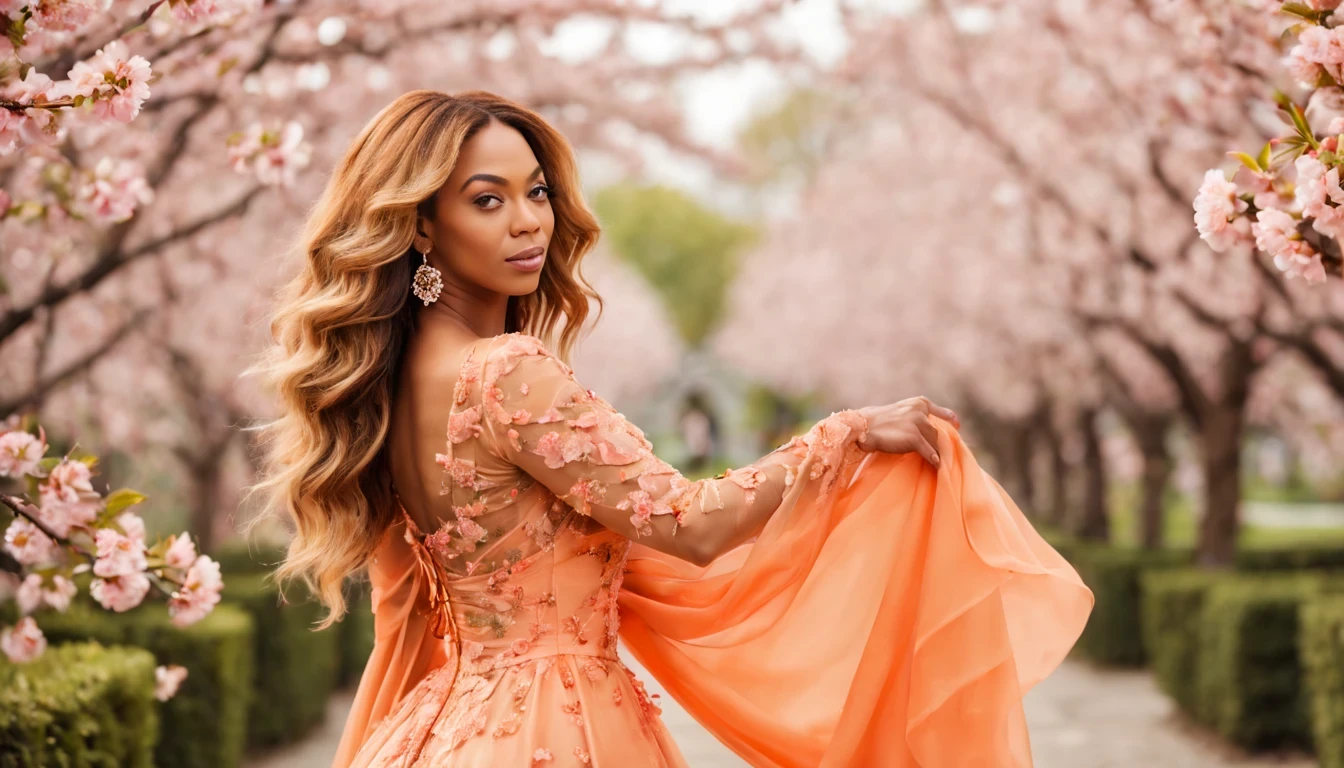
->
[679,391,717,473]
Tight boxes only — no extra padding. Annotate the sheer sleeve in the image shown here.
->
[474,333,870,567]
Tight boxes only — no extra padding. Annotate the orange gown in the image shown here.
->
[331,333,1092,768]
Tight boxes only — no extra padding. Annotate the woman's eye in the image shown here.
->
[474,186,550,209]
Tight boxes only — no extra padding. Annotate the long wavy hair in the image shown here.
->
[242,90,603,628]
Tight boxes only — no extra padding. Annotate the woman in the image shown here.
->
[247,90,1092,768]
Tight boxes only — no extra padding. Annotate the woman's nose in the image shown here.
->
[511,201,542,235]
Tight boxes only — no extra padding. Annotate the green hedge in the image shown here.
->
[210,540,288,576]
[1303,594,1344,768]
[214,538,373,690]
[224,573,339,748]
[340,580,375,687]
[1238,542,1344,572]
[37,603,255,768]
[1195,573,1323,751]
[1067,544,1192,665]
[0,641,158,768]
[1140,568,1226,716]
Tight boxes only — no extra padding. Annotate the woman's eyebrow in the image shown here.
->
[459,165,543,192]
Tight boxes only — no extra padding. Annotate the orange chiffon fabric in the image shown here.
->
[331,416,1092,767]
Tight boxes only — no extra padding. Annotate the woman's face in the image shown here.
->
[415,119,554,298]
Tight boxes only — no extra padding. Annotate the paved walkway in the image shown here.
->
[246,656,1317,768]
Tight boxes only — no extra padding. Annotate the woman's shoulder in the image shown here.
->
[479,332,573,380]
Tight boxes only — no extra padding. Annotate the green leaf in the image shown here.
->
[1258,141,1273,170]
[104,488,147,517]
[1282,2,1324,22]
[37,456,60,472]
[1230,151,1262,172]
[4,14,25,51]
[1283,100,1320,149]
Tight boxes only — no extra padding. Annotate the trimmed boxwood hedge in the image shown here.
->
[0,641,158,768]
[210,540,288,576]
[223,573,339,748]
[1194,573,1324,751]
[1302,593,1344,768]
[1238,542,1344,572]
[214,538,374,690]
[1067,544,1193,665]
[36,603,255,768]
[1140,568,1226,716]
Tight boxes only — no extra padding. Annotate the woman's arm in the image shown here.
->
[475,335,872,567]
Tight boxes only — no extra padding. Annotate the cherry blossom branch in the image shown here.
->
[0,308,152,415]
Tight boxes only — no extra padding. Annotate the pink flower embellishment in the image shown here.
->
[532,747,553,762]
[536,408,565,424]
[519,383,530,396]
[510,637,531,656]
[457,517,486,544]
[484,386,511,424]
[510,409,532,424]
[531,430,592,469]
[461,639,485,662]
[506,429,522,453]
[425,527,456,560]
[446,405,483,444]
[454,500,486,519]
[566,477,605,516]
[437,456,479,489]
[617,489,671,536]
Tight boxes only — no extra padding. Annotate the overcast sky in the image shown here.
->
[545,0,863,209]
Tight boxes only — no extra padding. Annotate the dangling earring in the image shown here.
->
[412,246,443,306]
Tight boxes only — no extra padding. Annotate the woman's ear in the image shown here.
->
[412,216,432,254]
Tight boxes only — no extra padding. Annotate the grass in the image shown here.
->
[1106,482,1344,550]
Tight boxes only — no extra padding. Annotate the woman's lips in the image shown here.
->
[506,246,545,272]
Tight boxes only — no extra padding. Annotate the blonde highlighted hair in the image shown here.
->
[243,90,602,628]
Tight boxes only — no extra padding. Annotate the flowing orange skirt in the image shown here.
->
[333,419,1092,767]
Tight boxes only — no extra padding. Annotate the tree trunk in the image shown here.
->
[188,459,222,555]
[1131,415,1173,551]
[1073,408,1109,541]
[1041,422,1070,528]
[1196,405,1244,567]
[1009,422,1036,518]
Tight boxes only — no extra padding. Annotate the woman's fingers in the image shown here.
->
[929,403,960,428]
[914,433,941,467]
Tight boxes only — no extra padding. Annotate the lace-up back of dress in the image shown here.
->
[402,339,573,581]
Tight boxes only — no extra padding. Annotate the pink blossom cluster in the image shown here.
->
[1193,1,1344,284]
[73,157,155,223]
[226,121,313,187]
[0,418,224,663]
[0,41,152,155]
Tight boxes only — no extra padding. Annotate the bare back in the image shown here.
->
[386,322,485,534]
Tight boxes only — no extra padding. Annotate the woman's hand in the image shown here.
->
[855,397,960,467]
